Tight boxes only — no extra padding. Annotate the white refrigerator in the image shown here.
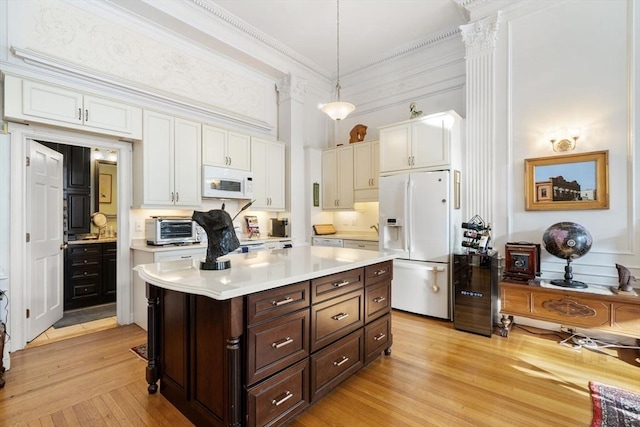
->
[379,171,458,319]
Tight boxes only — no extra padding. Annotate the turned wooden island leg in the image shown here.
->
[146,283,160,394]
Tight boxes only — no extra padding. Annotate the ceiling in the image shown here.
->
[205,0,470,78]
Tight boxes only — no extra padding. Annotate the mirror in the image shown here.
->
[95,160,118,216]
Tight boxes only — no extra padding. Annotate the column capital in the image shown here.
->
[276,74,308,103]
[460,12,502,58]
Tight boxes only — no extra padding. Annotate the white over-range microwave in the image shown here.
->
[202,165,254,199]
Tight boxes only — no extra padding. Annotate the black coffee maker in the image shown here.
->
[270,218,290,238]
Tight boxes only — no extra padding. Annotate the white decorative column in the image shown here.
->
[276,74,308,243]
[460,13,502,228]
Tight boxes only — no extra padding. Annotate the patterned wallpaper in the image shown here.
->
[25,0,269,123]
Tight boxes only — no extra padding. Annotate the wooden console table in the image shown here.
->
[498,281,640,338]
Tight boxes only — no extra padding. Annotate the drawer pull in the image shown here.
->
[333,356,349,367]
[271,337,293,349]
[373,296,386,303]
[332,280,350,288]
[271,390,293,407]
[332,312,349,321]
[272,296,293,306]
[374,333,386,341]
[374,269,386,276]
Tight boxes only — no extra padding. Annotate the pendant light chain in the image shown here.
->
[320,0,355,120]
[336,0,341,100]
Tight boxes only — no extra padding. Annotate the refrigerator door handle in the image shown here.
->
[405,179,411,252]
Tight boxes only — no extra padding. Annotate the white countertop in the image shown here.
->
[134,246,395,300]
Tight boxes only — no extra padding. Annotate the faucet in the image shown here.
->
[370,223,379,235]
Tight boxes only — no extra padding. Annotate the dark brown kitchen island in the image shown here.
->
[134,246,395,426]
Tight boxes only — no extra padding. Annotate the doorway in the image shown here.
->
[8,123,133,354]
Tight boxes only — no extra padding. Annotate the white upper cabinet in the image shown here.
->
[4,74,142,139]
[133,110,201,208]
[379,111,460,173]
[202,124,251,171]
[353,140,379,202]
[251,137,285,210]
[322,145,354,210]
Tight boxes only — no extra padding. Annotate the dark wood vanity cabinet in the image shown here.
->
[64,241,117,310]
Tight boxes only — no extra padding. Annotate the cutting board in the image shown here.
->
[313,224,336,235]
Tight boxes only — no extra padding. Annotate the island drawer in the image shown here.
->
[364,313,392,365]
[310,329,363,402]
[311,289,364,352]
[364,261,393,285]
[311,268,364,304]
[364,280,391,323]
[246,281,310,326]
[247,359,309,427]
[246,309,310,385]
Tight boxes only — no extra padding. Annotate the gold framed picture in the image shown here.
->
[524,150,609,211]
[99,173,112,204]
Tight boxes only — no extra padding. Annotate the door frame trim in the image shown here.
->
[8,123,133,358]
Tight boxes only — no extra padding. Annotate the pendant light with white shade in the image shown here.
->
[320,0,355,121]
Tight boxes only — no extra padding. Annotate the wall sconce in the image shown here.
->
[550,131,580,152]
[93,147,104,160]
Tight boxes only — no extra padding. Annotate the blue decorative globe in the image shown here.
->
[542,222,592,288]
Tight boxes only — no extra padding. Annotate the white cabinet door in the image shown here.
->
[83,95,137,135]
[322,149,338,209]
[379,124,411,173]
[251,137,269,208]
[412,119,448,169]
[22,79,83,126]
[202,125,251,170]
[336,146,354,208]
[353,142,373,191]
[137,111,201,208]
[227,131,251,171]
[142,110,174,206]
[267,141,285,210]
[322,146,353,209]
[202,125,228,167]
[353,140,379,202]
[174,118,202,207]
[251,138,285,210]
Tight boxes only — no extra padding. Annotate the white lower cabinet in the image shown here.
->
[132,246,206,330]
[133,110,201,208]
[343,240,379,251]
[251,137,285,210]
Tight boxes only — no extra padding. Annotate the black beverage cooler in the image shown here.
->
[453,253,500,337]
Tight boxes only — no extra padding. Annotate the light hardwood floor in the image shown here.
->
[1,311,638,426]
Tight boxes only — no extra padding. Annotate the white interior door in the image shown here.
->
[27,141,64,342]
